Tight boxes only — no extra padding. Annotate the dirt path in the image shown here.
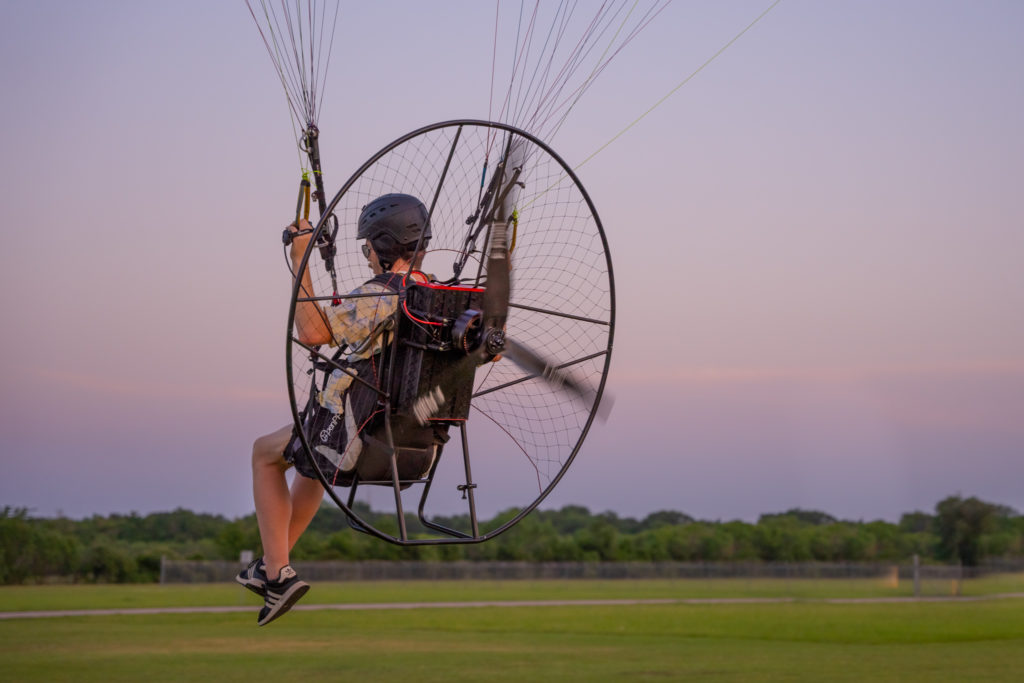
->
[2,593,1022,620]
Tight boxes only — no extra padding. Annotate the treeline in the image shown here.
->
[2,495,1022,584]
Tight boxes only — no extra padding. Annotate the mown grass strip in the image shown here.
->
[3,574,1021,612]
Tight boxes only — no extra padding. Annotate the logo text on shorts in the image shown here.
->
[320,411,342,443]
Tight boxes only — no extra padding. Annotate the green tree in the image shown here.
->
[537,505,594,535]
[863,520,905,561]
[898,511,934,534]
[638,510,694,530]
[598,511,641,534]
[0,508,80,584]
[753,517,813,561]
[79,540,138,582]
[759,509,837,526]
[575,519,619,561]
[623,529,670,561]
[216,515,261,560]
[935,495,998,566]
[718,521,758,560]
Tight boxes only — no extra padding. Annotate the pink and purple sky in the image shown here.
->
[1,1,1022,521]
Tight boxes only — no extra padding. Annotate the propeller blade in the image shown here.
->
[479,164,521,328]
[502,337,612,421]
[498,138,529,217]
[481,219,510,327]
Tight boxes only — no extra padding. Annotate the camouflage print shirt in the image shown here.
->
[317,279,398,412]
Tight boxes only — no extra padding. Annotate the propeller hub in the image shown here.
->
[485,329,506,355]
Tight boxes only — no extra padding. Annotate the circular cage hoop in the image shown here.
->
[286,120,615,545]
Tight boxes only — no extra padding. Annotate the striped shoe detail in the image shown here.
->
[257,566,309,626]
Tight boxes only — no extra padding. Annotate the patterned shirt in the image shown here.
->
[318,280,398,412]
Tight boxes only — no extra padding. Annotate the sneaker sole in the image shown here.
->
[257,581,309,627]
[235,576,266,596]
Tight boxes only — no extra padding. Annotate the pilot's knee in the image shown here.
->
[253,427,291,467]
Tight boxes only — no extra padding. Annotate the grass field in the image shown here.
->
[2,578,1023,682]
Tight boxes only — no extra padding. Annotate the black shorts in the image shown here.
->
[285,399,451,488]
[284,402,353,483]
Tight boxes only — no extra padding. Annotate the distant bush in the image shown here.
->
[79,540,138,583]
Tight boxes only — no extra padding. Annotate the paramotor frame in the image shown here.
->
[286,119,615,545]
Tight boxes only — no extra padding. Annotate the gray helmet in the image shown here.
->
[357,193,431,246]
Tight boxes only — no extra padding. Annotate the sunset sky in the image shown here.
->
[1,1,1022,522]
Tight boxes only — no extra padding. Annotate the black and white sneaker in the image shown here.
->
[257,565,309,626]
[235,558,268,596]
